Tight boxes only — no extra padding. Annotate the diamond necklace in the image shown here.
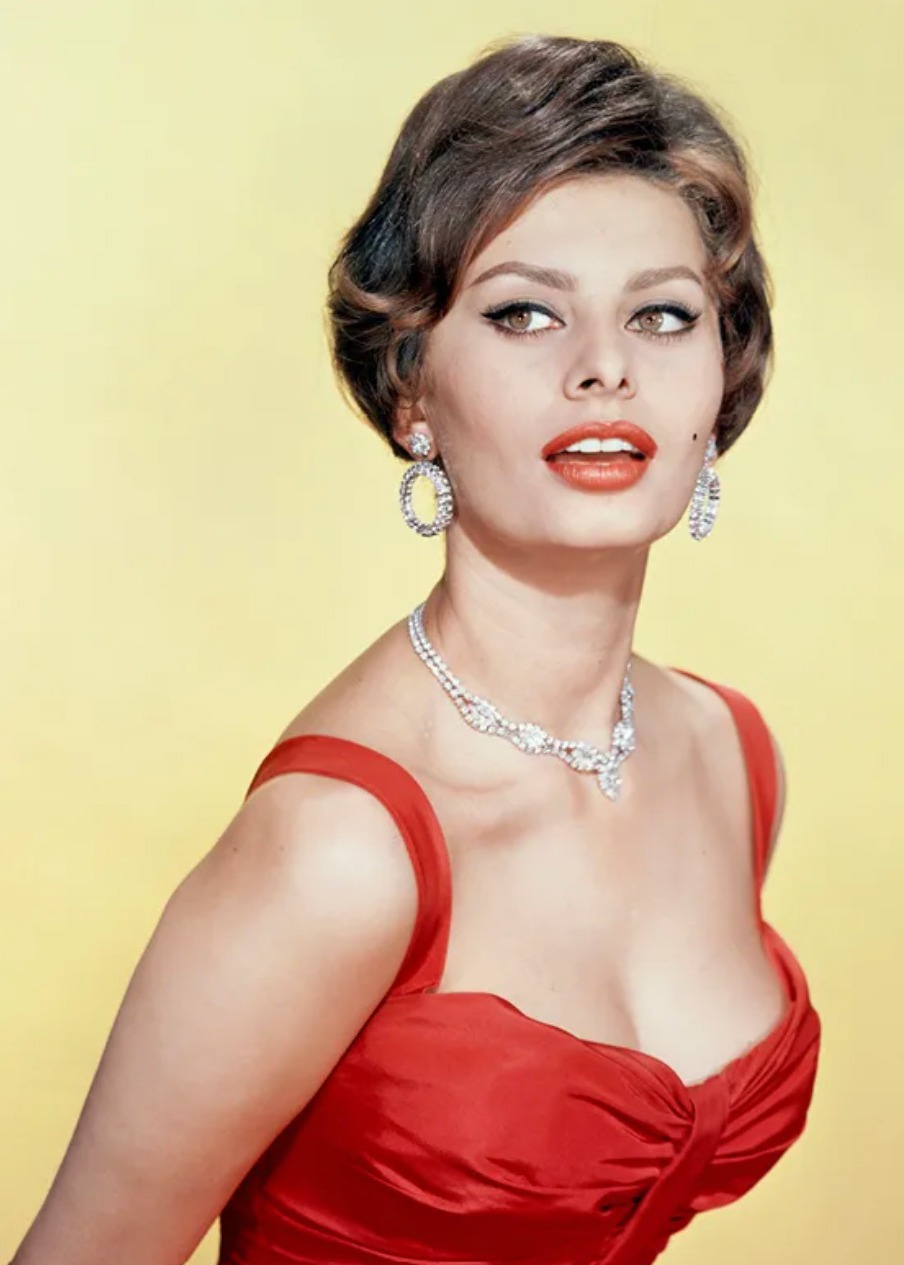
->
[406,601,636,801]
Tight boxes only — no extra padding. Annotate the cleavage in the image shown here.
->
[420,769,784,1082]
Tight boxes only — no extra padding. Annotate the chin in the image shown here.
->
[525,521,660,556]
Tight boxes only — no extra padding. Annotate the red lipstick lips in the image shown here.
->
[541,421,658,460]
[541,421,657,493]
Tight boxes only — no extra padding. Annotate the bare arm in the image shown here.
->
[11,771,419,1265]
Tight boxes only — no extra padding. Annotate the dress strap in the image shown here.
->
[670,669,779,897]
[245,733,452,996]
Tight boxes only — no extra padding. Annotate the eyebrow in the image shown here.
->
[467,260,705,293]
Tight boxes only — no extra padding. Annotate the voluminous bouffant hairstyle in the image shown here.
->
[327,34,774,463]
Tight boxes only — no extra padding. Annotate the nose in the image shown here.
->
[563,325,636,400]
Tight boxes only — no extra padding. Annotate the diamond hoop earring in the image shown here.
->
[398,432,455,537]
[688,435,721,541]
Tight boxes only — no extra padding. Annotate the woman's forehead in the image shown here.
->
[462,178,707,291]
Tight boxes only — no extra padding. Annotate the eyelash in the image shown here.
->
[480,300,702,343]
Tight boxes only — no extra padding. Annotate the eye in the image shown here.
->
[627,302,701,342]
[481,300,561,339]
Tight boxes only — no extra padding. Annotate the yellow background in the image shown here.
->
[2,2,900,1261]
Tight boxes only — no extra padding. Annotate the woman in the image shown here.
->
[12,32,821,1265]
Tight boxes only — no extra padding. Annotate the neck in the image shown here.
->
[419,531,649,749]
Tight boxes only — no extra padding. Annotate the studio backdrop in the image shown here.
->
[2,2,901,1262]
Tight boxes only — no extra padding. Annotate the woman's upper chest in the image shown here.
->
[287,649,783,1079]
[405,721,775,1055]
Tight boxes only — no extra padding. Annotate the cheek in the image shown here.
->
[684,361,725,424]
[650,338,724,424]
[426,331,532,449]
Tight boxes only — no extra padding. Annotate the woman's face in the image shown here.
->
[399,173,725,554]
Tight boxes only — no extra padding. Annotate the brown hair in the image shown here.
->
[327,33,773,462]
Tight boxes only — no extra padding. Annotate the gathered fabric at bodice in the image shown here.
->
[217,670,821,1265]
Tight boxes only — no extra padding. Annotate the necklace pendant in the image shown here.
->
[597,758,623,801]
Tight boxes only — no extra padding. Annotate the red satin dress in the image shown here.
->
[217,670,821,1265]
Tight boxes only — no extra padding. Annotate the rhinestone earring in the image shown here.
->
[688,435,721,541]
[398,432,455,537]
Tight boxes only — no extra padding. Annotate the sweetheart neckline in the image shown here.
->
[382,919,800,1097]
[253,666,787,1096]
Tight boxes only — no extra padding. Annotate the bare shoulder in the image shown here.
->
[231,757,422,921]
[228,609,430,918]
[272,612,430,762]
[637,655,732,746]
[647,657,785,869]
[652,657,775,754]
[229,610,427,950]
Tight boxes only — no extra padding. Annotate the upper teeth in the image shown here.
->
[560,437,643,455]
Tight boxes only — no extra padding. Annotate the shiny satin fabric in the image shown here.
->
[217,672,821,1265]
